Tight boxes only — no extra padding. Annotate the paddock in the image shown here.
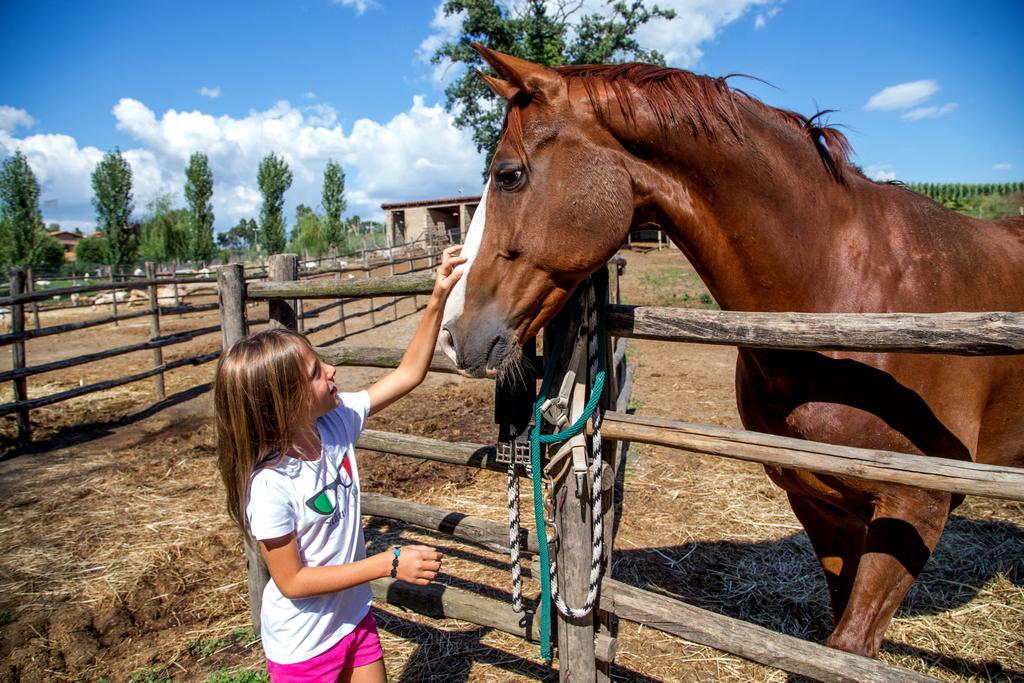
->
[0,249,1021,681]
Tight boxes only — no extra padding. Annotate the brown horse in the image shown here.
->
[438,43,1024,657]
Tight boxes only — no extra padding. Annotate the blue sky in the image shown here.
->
[1,0,1021,232]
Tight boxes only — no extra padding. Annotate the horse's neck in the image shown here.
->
[642,117,856,312]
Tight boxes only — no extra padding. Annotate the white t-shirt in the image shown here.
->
[246,390,373,664]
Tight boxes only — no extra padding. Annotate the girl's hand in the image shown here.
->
[431,245,467,302]
[388,545,443,585]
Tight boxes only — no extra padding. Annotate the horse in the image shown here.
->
[438,43,1024,658]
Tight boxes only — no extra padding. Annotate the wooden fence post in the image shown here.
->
[364,251,376,328]
[26,267,40,329]
[145,262,165,400]
[110,266,119,326]
[217,262,267,633]
[544,292,597,682]
[268,254,298,330]
[10,269,30,443]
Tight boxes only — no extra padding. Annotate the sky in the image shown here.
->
[1,0,1021,234]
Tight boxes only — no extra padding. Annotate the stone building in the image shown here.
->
[381,195,481,248]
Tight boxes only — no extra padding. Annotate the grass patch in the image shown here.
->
[206,670,269,683]
[637,266,717,308]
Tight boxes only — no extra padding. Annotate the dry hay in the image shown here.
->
[0,248,1021,681]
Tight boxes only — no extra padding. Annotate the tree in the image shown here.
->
[185,152,216,263]
[291,204,328,256]
[0,150,44,267]
[257,152,292,254]
[91,148,137,266]
[432,0,675,171]
[31,229,65,270]
[75,235,111,268]
[321,160,347,250]
[138,194,190,263]
[218,218,258,252]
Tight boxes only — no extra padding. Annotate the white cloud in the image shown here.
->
[0,98,485,232]
[901,102,957,121]
[754,14,766,29]
[993,162,1012,171]
[864,163,897,182]
[0,105,36,133]
[198,86,222,99]
[304,91,317,100]
[332,0,377,15]
[864,80,939,111]
[754,5,781,30]
[418,3,467,85]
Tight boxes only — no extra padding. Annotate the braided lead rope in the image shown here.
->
[507,456,523,613]
[547,282,605,620]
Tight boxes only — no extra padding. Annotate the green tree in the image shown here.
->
[91,148,137,266]
[257,153,293,254]
[139,194,190,263]
[31,229,65,270]
[291,204,328,256]
[0,150,45,267]
[432,0,675,171]
[185,152,216,263]
[321,160,346,250]
[75,235,111,268]
[217,218,258,252]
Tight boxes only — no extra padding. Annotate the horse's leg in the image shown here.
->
[785,492,866,623]
[825,486,952,657]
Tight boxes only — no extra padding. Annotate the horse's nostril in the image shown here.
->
[439,326,459,366]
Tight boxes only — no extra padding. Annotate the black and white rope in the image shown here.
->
[508,454,523,613]
[548,283,604,619]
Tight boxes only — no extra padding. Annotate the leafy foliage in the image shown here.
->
[218,218,258,252]
[138,194,190,263]
[31,229,65,270]
[432,0,676,171]
[75,235,111,268]
[91,149,137,265]
[906,181,1024,219]
[321,160,346,249]
[185,152,216,263]
[0,150,45,266]
[257,152,293,254]
[290,204,328,256]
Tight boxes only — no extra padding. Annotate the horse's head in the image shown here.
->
[440,44,635,378]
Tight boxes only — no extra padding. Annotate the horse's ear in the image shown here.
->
[477,70,519,101]
[471,42,561,102]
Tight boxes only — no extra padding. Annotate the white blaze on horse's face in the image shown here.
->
[440,183,489,372]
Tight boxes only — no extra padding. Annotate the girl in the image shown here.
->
[215,245,466,682]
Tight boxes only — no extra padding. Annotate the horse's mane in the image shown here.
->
[546,63,855,183]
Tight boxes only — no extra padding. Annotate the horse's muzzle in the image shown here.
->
[440,319,508,378]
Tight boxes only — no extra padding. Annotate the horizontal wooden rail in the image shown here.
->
[363,492,539,555]
[318,346,458,374]
[0,324,221,383]
[600,578,934,683]
[607,306,1024,355]
[601,411,1024,501]
[0,350,220,417]
[0,276,220,306]
[357,429,511,475]
[0,302,219,347]
[248,271,435,299]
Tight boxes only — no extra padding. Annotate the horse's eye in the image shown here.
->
[495,167,525,191]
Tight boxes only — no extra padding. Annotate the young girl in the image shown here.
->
[215,246,466,682]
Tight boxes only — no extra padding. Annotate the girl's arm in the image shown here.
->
[260,534,442,599]
[366,245,465,416]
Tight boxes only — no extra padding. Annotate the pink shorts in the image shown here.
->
[266,611,383,682]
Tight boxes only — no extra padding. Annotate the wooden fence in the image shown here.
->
[0,244,440,444]
[218,258,1024,683]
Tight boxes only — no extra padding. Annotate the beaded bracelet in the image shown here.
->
[389,546,401,579]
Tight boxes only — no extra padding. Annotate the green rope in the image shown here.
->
[529,277,607,662]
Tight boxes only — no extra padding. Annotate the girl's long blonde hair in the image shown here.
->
[214,328,316,534]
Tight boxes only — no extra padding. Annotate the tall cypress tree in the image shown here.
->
[185,152,216,264]
[0,150,44,267]
[91,149,136,266]
[321,160,346,250]
[257,152,293,254]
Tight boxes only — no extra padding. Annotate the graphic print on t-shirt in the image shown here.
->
[304,452,354,523]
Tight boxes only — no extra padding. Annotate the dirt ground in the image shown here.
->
[0,248,1021,682]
